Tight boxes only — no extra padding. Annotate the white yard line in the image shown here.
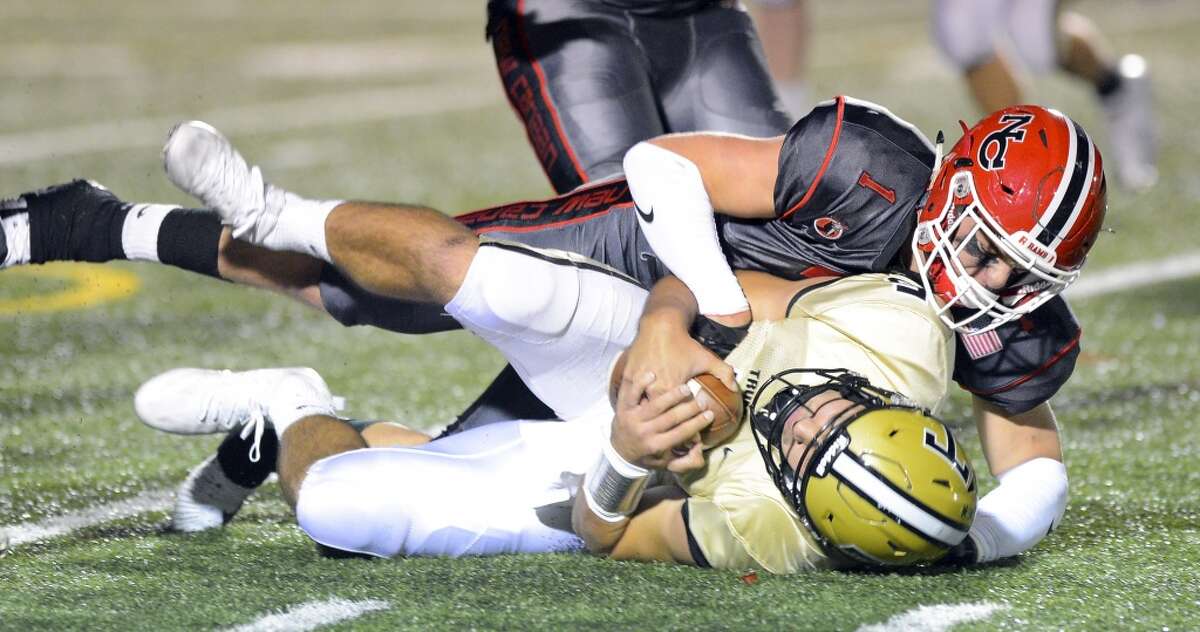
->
[856,601,1008,632]
[0,82,501,167]
[224,599,390,632]
[1066,251,1200,300]
[3,488,173,546]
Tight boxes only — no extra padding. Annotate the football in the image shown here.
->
[608,351,744,448]
[688,373,744,447]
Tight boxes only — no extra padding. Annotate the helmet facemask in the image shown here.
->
[750,369,975,566]
[750,370,888,497]
[913,170,1079,333]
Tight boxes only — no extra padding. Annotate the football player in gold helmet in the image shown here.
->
[574,275,977,572]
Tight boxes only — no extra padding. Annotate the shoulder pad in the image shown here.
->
[953,296,1081,414]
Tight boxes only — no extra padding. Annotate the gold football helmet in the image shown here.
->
[750,369,977,566]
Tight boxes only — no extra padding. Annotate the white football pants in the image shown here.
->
[297,412,609,557]
[296,241,649,557]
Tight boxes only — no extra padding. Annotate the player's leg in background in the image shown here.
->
[487,0,666,194]
[932,0,1021,113]
[1043,4,1158,188]
[293,416,603,558]
[656,3,793,136]
[747,0,811,118]
[932,0,1157,189]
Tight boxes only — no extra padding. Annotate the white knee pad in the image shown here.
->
[1004,0,1060,74]
[445,241,645,419]
[295,449,405,558]
[449,242,580,344]
[932,0,1004,70]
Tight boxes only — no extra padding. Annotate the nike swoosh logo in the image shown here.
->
[636,204,654,223]
[136,206,147,218]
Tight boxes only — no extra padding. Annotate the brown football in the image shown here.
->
[689,373,744,448]
[608,350,744,448]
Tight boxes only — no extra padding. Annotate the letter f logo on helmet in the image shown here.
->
[979,113,1034,171]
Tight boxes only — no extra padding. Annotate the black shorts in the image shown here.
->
[487,0,791,193]
[319,178,662,334]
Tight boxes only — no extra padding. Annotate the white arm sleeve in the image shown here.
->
[969,457,1068,563]
[622,141,749,317]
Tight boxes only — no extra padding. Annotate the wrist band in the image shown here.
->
[583,440,650,523]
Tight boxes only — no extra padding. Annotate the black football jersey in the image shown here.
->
[720,96,935,279]
[593,0,720,16]
[950,297,1081,414]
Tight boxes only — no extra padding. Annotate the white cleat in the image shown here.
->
[162,121,282,241]
[171,455,256,532]
[134,367,338,461]
[1101,54,1158,191]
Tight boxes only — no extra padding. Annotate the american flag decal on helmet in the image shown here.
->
[960,328,1003,360]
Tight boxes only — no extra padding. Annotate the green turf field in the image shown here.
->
[2,1,1198,629]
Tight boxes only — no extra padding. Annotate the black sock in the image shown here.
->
[1096,69,1122,98]
[157,209,222,278]
[28,180,129,264]
[215,428,279,489]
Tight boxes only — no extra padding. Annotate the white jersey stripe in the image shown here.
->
[1031,112,1079,246]
[1043,123,1096,251]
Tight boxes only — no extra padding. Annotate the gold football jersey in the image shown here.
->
[678,273,954,573]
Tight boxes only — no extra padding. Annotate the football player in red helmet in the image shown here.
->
[912,106,1108,332]
[2,98,1097,565]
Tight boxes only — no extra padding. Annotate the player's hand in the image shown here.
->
[621,315,736,398]
[611,371,713,473]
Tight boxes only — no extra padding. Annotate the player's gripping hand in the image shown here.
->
[619,313,736,401]
[611,372,713,473]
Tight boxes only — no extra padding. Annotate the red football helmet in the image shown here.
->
[911,106,1108,332]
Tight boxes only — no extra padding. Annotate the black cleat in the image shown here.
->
[1,180,126,266]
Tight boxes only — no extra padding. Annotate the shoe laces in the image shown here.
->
[203,374,268,462]
[239,409,268,463]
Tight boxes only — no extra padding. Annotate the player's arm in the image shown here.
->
[572,487,696,564]
[951,397,1068,564]
[573,372,711,561]
[638,134,783,218]
[623,133,784,323]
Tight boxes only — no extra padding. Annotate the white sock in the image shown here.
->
[120,204,177,262]
[261,186,341,263]
[266,376,339,437]
[1,212,30,266]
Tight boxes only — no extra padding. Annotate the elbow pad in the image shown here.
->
[623,142,748,316]
[968,457,1068,563]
